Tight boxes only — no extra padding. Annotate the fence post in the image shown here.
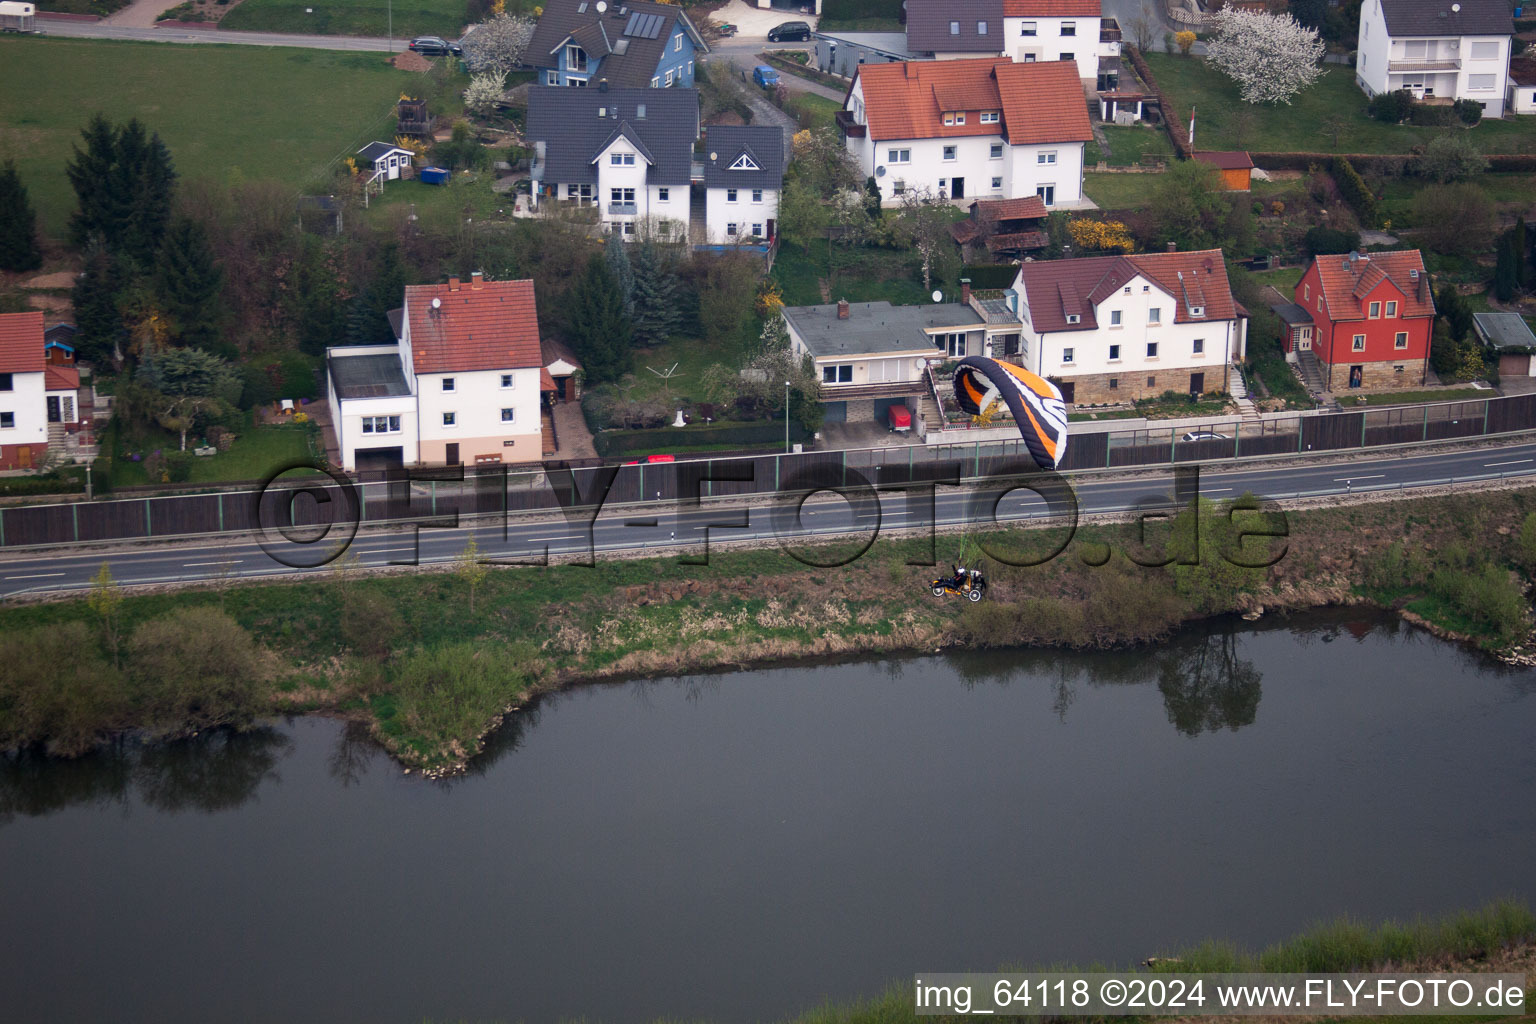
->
[1422,405,1429,442]
[145,497,152,537]
[1170,427,1178,463]
[1106,433,1112,468]
[1298,422,1304,453]
[973,442,980,479]
[218,493,224,533]
[1360,412,1367,448]
[431,479,437,517]
[72,502,78,543]
[1483,399,1490,435]
[842,450,848,488]
[1234,422,1241,458]
[360,482,367,521]
[773,456,778,491]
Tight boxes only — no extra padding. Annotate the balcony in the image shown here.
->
[1388,57,1460,72]
[608,202,638,216]
[1100,17,1121,42]
[834,109,865,138]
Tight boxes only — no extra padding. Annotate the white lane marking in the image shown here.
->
[1334,474,1384,481]
[1201,487,1233,493]
[1486,458,1532,467]
[4,572,65,580]
[184,560,244,567]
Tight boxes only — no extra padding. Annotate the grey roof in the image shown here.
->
[1378,0,1512,37]
[386,307,404,342]
[528,0,707,88]
[357,141,411,164]
[816,30,914,57]
[329,352,412,400]
[701,125,785,189]
[783,301,984,358]
[1474,312,1536,350]
[527,85,699,186]
[906,0,1005,54]
[1270,301,1315,326]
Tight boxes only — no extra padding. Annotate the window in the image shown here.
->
[989,143,1003,158]
[888,148,911,163]
[752,188,763,203]
[1394,365,1405,373]
[892,179,906,195]
[611,187,635,204]
[977,20,988,34]
[1061,22,1076,35]
[443,412,457,427]
[664,68,675,87]
[566,44,586,69]
[1021,20,1036,35]
[500,373,514,388]
[658,187,670,201]
[652,77,660,87]
[546,70,558,85]
[1065,314,1080,324]
[0,373,10,391]
[1470,41,1500,59]
[943,112,965,125]
[1190,305,1204,317]
[981,111,999,124]
[751,223,763,236]
[1385,300,1397,317]
[442,377,455,392]
[611,152,635,166]
[1368,300,1381,318]
[1148,308,1160,324]
[943,145,957,161]
[727,222,738,236]
[1037,151,1057,164]
[674,34,682,51]
[822,364,853,383]
[727,188,739,202]
[1147,375,1156,387]
[1022,53,1036,62]
[501,408,516,423]
[2,410,18,428]
[1143,285,1150,293]
[1108,377,1118,389]
[1403,40,1428,59]
[1108,343,1121,360]
[1059,53,1073,62]
[990,176,1002,189]
[1062,347,1074,363]
[1353,334,1366,351]
[1147,342,1158,358]
[950,20,960,34]
[1193,338,1204,354]
[636,104,646,119]
[1395,331,1408,349]
[622,222,636,236]
[1110,310,1122,326]
[1123,286,1131,294]
[362,416,401,434]
[1303,284,1309,300]
[571,78,588,87]
[1469,74,1496,90]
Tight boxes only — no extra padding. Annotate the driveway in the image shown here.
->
[103,0,180,28]
[1101,0,1194,52]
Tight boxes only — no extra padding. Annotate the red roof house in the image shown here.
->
[1294,250,1433,392]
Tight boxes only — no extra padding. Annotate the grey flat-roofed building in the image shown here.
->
[783,300,983,358]
[812,32,913,79]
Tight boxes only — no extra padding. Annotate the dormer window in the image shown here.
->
[610,152,635,165]
[950,20,960,34]
[1190,305,1204,317]
[729,152,761,171]
[1065,314,1081,324]
[977,20,987,33]
[943,112,966,126]
[980,111,999,123]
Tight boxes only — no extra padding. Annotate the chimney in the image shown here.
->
[904,61,917,79]
[598,78,609,92]
[448,276,461,292]
[960,278,972,305]
[1166,242,1177,252]
[471,271,484,290]
[837,299,850,320]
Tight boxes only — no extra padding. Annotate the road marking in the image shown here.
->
[1486,458,1532,467]
[4,572,65,580]
[1201,487,1233,493]
[184,560,244,567]
[1334,474,1384,481]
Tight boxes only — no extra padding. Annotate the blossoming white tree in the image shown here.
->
[1204,8,1325,105]
[464,71,508,115]
[461,13,536,76]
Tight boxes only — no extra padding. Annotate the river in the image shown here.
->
[1,609,1533,1023]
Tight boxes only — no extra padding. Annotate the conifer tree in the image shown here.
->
[155,217,225,350]
[0,161,41,273]
[629,240,682,348]
[345,242,405,346]
[604,230,635,317]
[66,115,120,250]
[568,254,633,384]
[72,244,125,365]
[1494,231,1519,302]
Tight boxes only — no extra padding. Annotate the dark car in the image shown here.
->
[409,35,462,56]
[767,20,813,42]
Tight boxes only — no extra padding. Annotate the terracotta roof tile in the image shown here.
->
[1308,250,1433,322]
[406,279,543,375]
[1192,150,1254,170]
[972,195,1047,220]
[985,230,1049,250]
[540,367,558,391]
[1002,0,1100,15]
[0,311,43,374]
[44,365,79,391]
[855,58,1090,144]
[1016,249,1237,333]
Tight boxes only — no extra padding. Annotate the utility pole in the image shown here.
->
[784,381,791,452]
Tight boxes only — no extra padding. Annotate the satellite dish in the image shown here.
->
[709,152,717,161]
[431,297,442,309]
[913,357,928,370]
[1451,2,1460,9]
[931,290,943,302]
[875,165,886,176]
[596,1,606,10]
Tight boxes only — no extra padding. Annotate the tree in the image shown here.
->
[72,243,126,366]
[66,114,120,251]
[789,127,859,200]
[127,607,269,738]
[154,216,225,350]
[463,71,508,115]
[1412,183,1494,257]
[1067,218,1135,253]
[629,240,682,348]
[66,114,176,262]
[1319,115,1352,150]
[1494,231,1520,302]
[1291,0,1327,30]
[0,160,41,272]
[605,230,635,317]
[863,176,884,220]
[1330,156,1375,226]
[1204,8,1324,104]
[1412,133,1489,184]
[137,346,241,449]
[1225,106,1257,149]
[346,241,405,346]
[1148,158,1247,251]
[567,254,633,384]
[696,252,758,345]
[86,562,124,669]
[776,178,826,255]
[895,187,955,292]
[1436,282,1474,344]
[1513,217,1531,291]
[455,535,490,614]
[1128,2,1156,50]
[461,13,536,75]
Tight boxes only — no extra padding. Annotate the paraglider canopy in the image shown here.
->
[951,356,1069,471]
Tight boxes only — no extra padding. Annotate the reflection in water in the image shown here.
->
[0,726,292,824]
[1156,629,1262,736]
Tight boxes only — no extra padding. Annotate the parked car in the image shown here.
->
[408,35,462,56]
[767,20,812,42]
[752,64,780,88]
[715,21,738,37]
[1179,430,1230,443]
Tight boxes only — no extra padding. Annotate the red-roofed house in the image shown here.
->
[326,273,551,472]
[843,58,1092,207]
[1007,249,1247,404]
[0,312,49,470]
[1294,250,1433,391]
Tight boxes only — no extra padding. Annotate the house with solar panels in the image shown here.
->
[326,273,551,472]
[528,0,707,89]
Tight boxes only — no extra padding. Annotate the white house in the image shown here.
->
[0,311,48,471]
[356,142,416,183]
[527,84,699,240]
[1509,58,1536,114]
[327,274,548,472]
[841,58,1092,207]
[700,125,784,244]
[904,0,1111,83]
[1356,0,1514,116]
[1007,250,1246,406]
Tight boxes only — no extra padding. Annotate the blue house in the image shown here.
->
[528,0,708,89]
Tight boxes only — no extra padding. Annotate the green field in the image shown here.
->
[1096,124,1174,167]
[219,0,504,38]
[107,420,319,487]
[1143,52,1536,154]
[0,38,422,237]
[1082,171,1162,211]
[817,0,902,32]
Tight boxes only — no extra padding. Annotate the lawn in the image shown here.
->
[0,38,424,237]
[1083,172,1162,211]
[107,419,320,487]
[1143,52,1536,154]
[219,0,524,38]
[773,243,963,308]
[817,0,903,32]
[1247,265,1304,294]
[1096,125,1173,167]
[782,92,842,133]
[627,333,747,407]
[1377,173,1536,230]
[1357,387,1489,406]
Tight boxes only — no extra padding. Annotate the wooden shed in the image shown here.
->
[1193,151,1255,192]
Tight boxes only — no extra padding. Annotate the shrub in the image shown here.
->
[1367,89,1415,123]
[1409,102,1458,126]
[1331,157,1375,228]
[1304,225,1361,256]
[0,622,125,757]
[1453,98,1483,125]
[341,590,405,658]
[386,642,532,763]
[127,607,271,738]
[1413,133,1489,183]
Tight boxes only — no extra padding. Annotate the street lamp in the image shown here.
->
[784,380,791,452]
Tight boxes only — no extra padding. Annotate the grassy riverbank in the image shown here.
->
[787,900,1536,1024]
[3,487,1535,770]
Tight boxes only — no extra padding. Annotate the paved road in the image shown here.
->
[3,440,1535,599]
[38,18,399,50]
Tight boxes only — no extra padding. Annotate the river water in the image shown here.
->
[1,610,1533,1023]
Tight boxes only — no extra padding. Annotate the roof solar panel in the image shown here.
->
[646,13,664,37]
[622,12,641,35]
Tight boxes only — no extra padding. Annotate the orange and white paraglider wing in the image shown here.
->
[952,356,1068,471]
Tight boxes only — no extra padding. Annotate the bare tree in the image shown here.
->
[1130,3,1157,51]
[896,187,956,293]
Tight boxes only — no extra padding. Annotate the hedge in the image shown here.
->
[1124,46,1192,159]
[961,264,1020,289]
[1253,152,1536,173]
[593,420,810,457]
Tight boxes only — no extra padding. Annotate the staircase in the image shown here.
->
[689,187,707,245]
[1295,350,1339,409]
[1227,365,1262,426]
[541,406,559,456]
[918,394,944,435]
